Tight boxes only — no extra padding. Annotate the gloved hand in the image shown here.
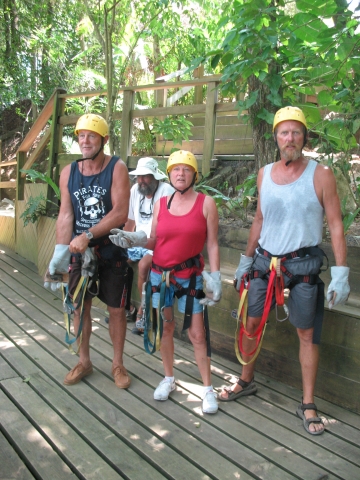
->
[200,271,222,307]
[81,248,97,277]
[49,244,70,275]
[109,229,147,248]
[234,254,253,291]
[44,244,70,291]
[326,266,350,309]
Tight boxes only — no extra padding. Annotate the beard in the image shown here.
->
[280,145,302,163]
[138,178,158,196]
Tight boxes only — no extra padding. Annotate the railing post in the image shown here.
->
[202,81,218,177]
[194,66,204,104]
[121,89,135,166]
[16,151,26,202]
[47,88,67,211]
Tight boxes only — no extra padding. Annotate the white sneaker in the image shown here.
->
[154,378,176,401]
[202,389,218,414]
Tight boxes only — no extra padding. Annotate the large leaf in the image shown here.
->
[315,119,358,150]
[291,13,328,42]
[296,0,338,16]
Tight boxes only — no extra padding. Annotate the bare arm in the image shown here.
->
[70,159,131,253]
[56,164,75,244]
[204,195,220,272]
[315,164,347,266]
[146,198,160,251]
[245,168,264,257]
[124,218,135,232]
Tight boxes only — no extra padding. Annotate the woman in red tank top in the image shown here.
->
[146,150,222,414]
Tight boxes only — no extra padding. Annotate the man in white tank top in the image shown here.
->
[219,106,350,436]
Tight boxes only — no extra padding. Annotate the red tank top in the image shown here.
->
[152,193,206,278]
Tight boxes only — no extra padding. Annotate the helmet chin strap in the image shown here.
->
[76,139,104,163]
[167,172,197,210]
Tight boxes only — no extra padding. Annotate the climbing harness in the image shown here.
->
[144,254,211,356]
[234,246,327,365]
[62,249,99,354]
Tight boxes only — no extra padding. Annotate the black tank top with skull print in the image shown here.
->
[68,156,119,242]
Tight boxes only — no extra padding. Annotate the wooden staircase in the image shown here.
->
[156,113,254,157]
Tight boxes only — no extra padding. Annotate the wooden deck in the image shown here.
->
[1,244,360,480]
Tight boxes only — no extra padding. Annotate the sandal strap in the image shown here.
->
[237,377,254,388]
[300,402,317,412]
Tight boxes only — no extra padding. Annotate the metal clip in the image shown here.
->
[275,303,289,322]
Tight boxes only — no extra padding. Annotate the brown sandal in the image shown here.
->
[218,377,257,402]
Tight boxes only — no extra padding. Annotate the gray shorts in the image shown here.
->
[247,251,323,329]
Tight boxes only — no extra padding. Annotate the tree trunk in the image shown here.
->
[248,74,278,171]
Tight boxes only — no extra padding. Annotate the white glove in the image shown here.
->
[81,248,97,277]
[44,279,66,292]
[49,244,70,275]
[200,271,222,307]
[326,266,350,309]
[234,254,253,291]
[44,244,70,291]
[109,229,147,248]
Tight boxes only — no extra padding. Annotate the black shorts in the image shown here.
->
[247,250,323,329]
[68,250,131,309]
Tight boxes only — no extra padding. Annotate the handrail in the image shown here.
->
[155,67,190,83]
[17,88,65,153]
[57,75,222,99]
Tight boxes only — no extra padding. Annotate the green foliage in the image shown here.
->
[152,116,193,154]
[194,0,360,159]
[197,172,257,221]
[20,194,47,227]
[342,209,360,235]
[19,169,60,226]
[21,169,60,200]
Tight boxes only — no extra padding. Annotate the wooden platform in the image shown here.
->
[1,244,360,480]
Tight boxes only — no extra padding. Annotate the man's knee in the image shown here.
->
[245,315,262,335]
[297,327,314,343]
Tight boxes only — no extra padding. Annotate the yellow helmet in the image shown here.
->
[75,114,109,137]
[273,106,307,132]
[166,150,198,181]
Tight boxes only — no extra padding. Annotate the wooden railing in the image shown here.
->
[15,74,243,204]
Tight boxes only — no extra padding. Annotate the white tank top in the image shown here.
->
[258,159,323,255]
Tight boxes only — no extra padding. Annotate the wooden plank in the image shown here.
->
[120,90,134,165]
[166,85,193,106]
[0,216,15,250]
[0,390,76,479]
[37,215,56,277]
[1,244,360,479]
[0,180,16,188]
[157,138,254,155]
[0,308,284,480]
[202,81,218,176]
[0,159,18,167]
[190,124,253,140]
[0,286,348,478]
[2,374,161,480]
[58,75,222,99]
[134,103,206,119]
[0,267,306,479]
[0,429,35,480]
[0,318,219,479]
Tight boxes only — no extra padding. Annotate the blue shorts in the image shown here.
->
[127,247,153,262]
[150,270,204,314]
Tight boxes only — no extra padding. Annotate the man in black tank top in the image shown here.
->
[46,113,132,390]
[219,107,350,436]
